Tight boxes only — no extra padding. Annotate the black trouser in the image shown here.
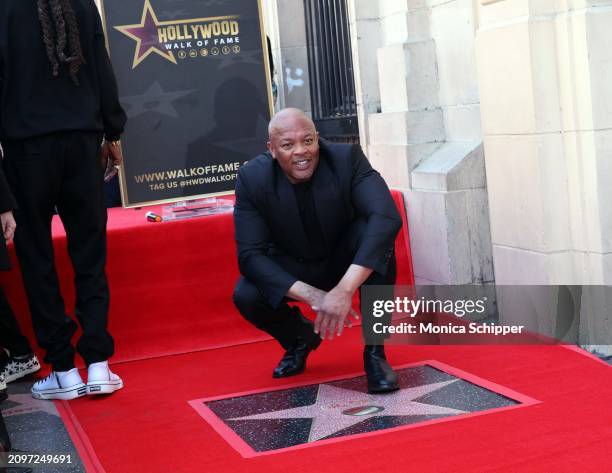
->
[0,344,9,451]
[0,288,32,357]
[233,219,396,349]
[2,132,114,371]
[0,410,10,452]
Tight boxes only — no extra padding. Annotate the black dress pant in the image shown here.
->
[0,410,10,452]
[0,287,32,357]
[233,219,396,349]
[2,132,114,371]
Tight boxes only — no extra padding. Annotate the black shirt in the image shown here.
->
[0,0,126,142]
[292,181,328,261]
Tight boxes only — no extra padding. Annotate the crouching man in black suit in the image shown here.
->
[233,108,402,393]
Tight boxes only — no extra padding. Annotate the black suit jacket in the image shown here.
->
[234,140,402,308]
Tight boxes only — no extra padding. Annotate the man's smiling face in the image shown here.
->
[268,110,320,184]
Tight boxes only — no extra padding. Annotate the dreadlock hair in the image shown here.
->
[36,0,85,85]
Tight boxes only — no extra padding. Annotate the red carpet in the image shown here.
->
[0,192,413,364]
[2,190,611,472]
[60,332,612,473]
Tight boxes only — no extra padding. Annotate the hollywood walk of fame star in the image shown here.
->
[115,0,177,68]
[1,394,59,419]
[120,81,196,118]
[230,380,465,442]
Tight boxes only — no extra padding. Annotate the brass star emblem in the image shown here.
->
[115,0,177,68]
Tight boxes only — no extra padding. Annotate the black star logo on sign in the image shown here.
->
[120,82,196,118]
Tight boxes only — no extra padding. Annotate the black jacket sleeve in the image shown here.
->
[0,165,16,213]
[233,171,297,308]
[0,28,5,144]
[349,145,402,274]
[91,2,126,141]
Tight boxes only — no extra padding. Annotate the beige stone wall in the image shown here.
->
[264,0,312,114]
[477,0,612,285]
[361,0,494,287]
[346,1,383,149]
[476,0,612,352]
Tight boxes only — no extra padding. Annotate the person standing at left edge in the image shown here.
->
[0,0,126,400]
[0,160,41,459]
[0,164,41,398]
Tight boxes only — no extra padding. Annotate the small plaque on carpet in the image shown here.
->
[189,361,539,457]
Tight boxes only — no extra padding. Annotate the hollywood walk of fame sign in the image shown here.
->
[99,0,273,207]
[189,361,540,457]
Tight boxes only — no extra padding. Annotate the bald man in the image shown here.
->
[233,108,402,393]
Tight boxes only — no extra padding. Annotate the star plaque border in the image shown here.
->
[188,360,540,457]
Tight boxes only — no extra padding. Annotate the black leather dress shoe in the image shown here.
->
[273,336,322,378]
[364,345,399,393]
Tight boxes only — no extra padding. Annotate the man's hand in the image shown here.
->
[107,140,123,167]
[1,211,16,241]
[287,281,326,309]
[311,264,374,340]
[99,141,111,168]
[100,140,123,181]
[313,286,360,340]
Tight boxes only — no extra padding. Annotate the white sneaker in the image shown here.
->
[87,361,123,395]
[31,368,87,400]
[0,370,6,392]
